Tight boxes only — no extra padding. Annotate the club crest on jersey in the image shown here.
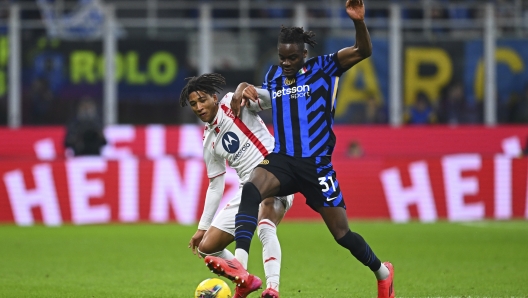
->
[222,131,240,153]
[284,77,296,85]
[283,68,307,86]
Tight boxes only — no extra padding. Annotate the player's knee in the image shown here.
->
[197,241,225,258]
[259,198,285,223]
[324,218,351,240]
[197,241,218,256]
[331,227,350,241]
[260,197,275,208]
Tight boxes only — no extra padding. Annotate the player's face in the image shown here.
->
[278,43,307,78]
[188,91,219,123]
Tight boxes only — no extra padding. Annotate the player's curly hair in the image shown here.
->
[179,73,226,107]
[278,26,317,48]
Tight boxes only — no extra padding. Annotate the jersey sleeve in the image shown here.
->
[197,174,225,230]
[247,88,272,112]
[314,52,347,77]
[204,145,226,179]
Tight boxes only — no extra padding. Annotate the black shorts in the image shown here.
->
[256,153,346,212]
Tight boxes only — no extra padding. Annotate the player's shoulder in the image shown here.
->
[264,65,282,82]
[306,53,337,68]
[219,92,234,105]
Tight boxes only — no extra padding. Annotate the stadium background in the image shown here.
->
[0,0,528,226]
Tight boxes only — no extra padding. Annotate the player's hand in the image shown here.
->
[188,229,206,258]
[346,0,365,21]
[241,85,259,107]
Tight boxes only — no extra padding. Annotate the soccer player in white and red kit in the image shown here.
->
[181,73,293,298]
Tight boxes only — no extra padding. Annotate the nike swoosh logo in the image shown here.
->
[326,196,338,202]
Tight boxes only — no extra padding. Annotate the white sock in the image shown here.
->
[374,263,390,280]
[198,248,235,260]
[216,249,235,261]
[257,219,281,291]
[234,248,249,269]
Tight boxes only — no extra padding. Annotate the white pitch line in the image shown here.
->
[457,221,528,230]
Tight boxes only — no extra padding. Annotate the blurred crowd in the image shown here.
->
[149,0,527,24]
[1,0,528,127]
[342,81,528,125]
[1,0,527,28]
[0,0,509,26]
[403,82,528,125]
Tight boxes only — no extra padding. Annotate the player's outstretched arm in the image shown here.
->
[336,0,372,70]
[247,87,272,113]
[232,82,267,116]
[188,175,226,256]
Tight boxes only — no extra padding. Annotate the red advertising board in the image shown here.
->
[1,125,528,159]
[0,125,527,225]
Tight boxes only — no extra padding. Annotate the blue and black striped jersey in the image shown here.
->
[262,52,346,157]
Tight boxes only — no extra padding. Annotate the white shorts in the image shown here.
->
[211,187,294,236]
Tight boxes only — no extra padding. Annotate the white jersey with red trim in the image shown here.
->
[203,92,274,185]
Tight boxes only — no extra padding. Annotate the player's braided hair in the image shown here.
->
[179,73,226,107]
[278,26,317,48]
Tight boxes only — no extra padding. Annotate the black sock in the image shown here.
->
[336,230,382,272]
[234,182,262,253]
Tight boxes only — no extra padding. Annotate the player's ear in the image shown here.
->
[213,94,219,105]
[303,49,308,59]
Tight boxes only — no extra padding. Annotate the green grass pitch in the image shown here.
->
[1,221,527,297]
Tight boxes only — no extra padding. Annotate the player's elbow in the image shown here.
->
[237,82,250,88]
[360,45,372,59]
[235,82,250,92]
[352,45,372,60]
[360,51,372,60]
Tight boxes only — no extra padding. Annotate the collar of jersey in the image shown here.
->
[206,109,223,133]
[281,65,308,78]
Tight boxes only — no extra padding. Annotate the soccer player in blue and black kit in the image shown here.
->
[205,1,394,298]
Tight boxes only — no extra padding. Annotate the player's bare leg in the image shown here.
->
[197,227,235,260]
[318,206,394,298]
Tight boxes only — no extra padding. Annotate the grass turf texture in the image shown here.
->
[0,221,527,298]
